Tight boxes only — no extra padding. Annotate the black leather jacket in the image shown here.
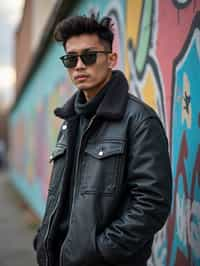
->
[34,71,172,266]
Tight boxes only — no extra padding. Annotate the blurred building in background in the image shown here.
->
[8,0,200,265]
[15,0,57,97]
[0,1,24,151]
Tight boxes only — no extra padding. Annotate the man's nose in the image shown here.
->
[75,56,86,69]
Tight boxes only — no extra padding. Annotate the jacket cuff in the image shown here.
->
[86,235,108,266]
[95,236,114,265]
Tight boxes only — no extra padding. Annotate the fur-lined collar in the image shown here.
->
[54,70,129,120]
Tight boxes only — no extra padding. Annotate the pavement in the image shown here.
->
[0,170,38,266]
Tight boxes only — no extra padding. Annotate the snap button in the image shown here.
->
[98,150,103,156]
[49,155,53,162]
[62,124,67,130]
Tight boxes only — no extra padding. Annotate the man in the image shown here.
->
[33,14,172,266]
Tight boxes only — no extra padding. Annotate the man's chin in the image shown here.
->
[77,85,92,92]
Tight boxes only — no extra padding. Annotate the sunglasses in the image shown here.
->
[60,50,111,68]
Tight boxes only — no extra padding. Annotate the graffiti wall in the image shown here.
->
[9,45,76,216]
[125,1,200,265]
[9,0,200,265]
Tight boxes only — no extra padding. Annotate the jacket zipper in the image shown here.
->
[44,161,66,266]
[59,115,96,266]
[44,194,61,266]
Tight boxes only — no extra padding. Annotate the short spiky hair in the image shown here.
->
[54,14,114,50]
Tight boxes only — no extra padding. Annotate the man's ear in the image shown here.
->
[108,52,118,68]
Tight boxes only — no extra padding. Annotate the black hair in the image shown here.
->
[54,14,114,50]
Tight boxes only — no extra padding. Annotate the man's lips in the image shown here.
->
[74,75,88,81]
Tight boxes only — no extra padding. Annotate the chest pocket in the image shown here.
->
[48,144,67,193]
[80,141,126,195]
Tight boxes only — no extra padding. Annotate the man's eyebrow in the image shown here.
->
[83,47,98,51]
[66,47,98,54]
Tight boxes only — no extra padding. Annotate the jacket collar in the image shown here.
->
[54,70,129,121]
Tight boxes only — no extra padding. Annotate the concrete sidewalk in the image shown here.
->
[0,171,38,266]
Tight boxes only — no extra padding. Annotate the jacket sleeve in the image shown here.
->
[97,117,172,265]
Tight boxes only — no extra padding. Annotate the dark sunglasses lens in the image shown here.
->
[81,52,97,66]
[63,55,78,68]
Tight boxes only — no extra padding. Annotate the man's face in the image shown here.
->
[64,34,117,99]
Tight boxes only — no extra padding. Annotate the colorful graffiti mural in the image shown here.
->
[10,75,75,216]
[167,13,200,266]
[125,1,200,265]
[9,0,200,265]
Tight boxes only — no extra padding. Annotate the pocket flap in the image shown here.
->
[85,141,125,159]
[49,144,66,162]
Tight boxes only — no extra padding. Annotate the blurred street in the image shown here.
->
[0,171,38,266]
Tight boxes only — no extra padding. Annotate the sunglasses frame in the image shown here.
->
[60,50,112,68]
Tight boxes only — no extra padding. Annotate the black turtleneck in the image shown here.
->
[74,80,108,118]
[74,73,112,137]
